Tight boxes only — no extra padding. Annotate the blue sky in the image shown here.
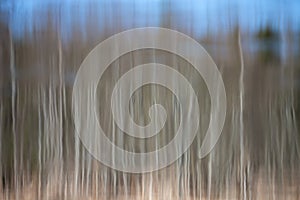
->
[1,0,299,40]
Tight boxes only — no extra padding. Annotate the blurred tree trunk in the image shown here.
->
[0,22,14,191]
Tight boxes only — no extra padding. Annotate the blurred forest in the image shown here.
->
[0,0,300,199]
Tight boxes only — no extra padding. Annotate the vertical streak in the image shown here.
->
[0,98,2,194]
[9,30,18,199]
[38,87,42,200]
[238,30,246,199]
[58,35,64,198]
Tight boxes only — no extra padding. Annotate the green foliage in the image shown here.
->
[256,25,276,39]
